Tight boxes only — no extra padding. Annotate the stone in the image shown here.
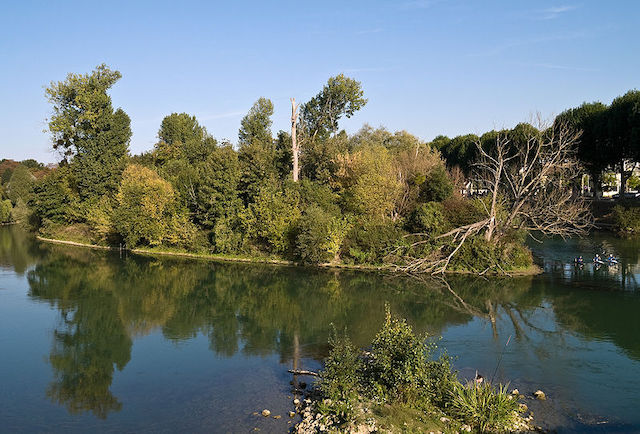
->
[293,398,301,406]
[261,409,271,417]
[289,411,296,418]
[273,415,281,419]
[511,388,519,395]
[519,403,528,412]
[533,390,546,400]
[461,424,472,432]
[439,417,450,423]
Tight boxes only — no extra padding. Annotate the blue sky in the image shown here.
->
[1,0,638,163]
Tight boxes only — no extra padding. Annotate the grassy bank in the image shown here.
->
[35,234,542,276]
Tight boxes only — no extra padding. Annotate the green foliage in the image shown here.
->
[82,196,116,243]
[246,186,300,254]
[301,74,367,140]
[238,97,274,147]
[46,64,131,200]
[317,328,362,422]
[0,199,12,223]
[449,236,532,272]
[342,220,403,265]
[442,197,486,228]
[7,165,35,204]
[297,179,340,215]
[212,214,245,254]
[628,175,640,191]
[613,204,640,236]
[438,134,479,175]
[336,144,401,219]
[113,165,195,248]
[450,382,520,433]
[238,141,279,205]
[364,307,435,404]
[193,144,242,228]
[419,165,454,202]
[294,205,348,264]
[30,167,79,225]
[407,201,448,235]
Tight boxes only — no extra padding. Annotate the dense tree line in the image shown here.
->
[13,64,603,272]
[436,91,640,197]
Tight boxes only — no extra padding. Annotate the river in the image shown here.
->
[0,226,639,433]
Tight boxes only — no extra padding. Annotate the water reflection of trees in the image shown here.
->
[23,237,640,419]
[0,226,44,274]
[24,247,546,418]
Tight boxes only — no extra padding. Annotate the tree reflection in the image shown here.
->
[0,226,44,274]
[21,233,640,419]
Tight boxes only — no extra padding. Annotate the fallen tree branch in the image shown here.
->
[288,369,320,377]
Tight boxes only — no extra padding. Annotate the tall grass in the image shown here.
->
[450,381,520,433]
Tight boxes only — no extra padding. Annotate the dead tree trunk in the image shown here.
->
[291,98,300,182]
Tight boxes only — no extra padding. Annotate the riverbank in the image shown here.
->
[35,235,543,276]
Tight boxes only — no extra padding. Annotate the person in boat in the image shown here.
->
[594,254,603,264]
[607,253,618,263]
[574,256,584,266]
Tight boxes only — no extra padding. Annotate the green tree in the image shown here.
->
[607,90,640,194]
[30,166,79,224]
[294,204,348,264]
[238,97,274,147]
[439,134,479,175]
[46,64,131,200]
[301,74,367,141]
[155,113,216,164]
[335,145,401,220]
[556,102,609,196]
[193,144,242,228]
[113,165,195,247]
[246,186,301,254]
[7,165,35,204]
[0,199,12,223]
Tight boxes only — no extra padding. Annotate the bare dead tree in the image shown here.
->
[291,98,300,182]
[396,119,592,274]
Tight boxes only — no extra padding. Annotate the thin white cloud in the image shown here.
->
[537,5,578,20]
[518,62,598,72]
[467,31,586,57]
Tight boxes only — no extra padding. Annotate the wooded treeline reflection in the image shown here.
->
[1,227,638,419]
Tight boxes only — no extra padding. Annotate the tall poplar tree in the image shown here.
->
[46,64,131,200]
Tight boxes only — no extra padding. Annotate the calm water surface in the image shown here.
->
[1,227,639,433]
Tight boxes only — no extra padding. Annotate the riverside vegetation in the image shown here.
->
[11,64,640,274]
[295,308,534,433]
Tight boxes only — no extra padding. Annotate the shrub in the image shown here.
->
[113,165,195,248]
[363,307,435,404]
[406,201,448,235]
[29,167,80,226]
[0,199,12,223]
[212,214,245,254]
[342,219,403,265]
[317,328,362,423]
[613,204,640,236]
[419,165,453,202]
[83,197,117,243]
[294,205,348,264]
[450,382,520,433]
[441,197,486,228]
[449,236,532,272]
[246,186,301,254]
